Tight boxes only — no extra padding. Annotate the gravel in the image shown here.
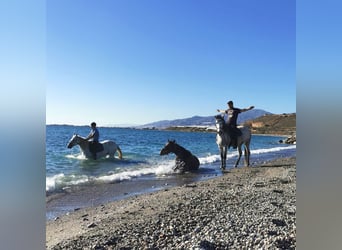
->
[47,157,296,249]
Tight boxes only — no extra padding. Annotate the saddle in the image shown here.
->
[223,124,242,136]
[224,125,242,149]
[89,142,104,153]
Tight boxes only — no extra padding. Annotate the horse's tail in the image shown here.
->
[117,146,123,159]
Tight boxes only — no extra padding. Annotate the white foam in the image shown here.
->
[65,154,86,160]
[46,173,90,191]
[46,173,64,191]
[198,145,296,165]
[96,160,175,183]
[47,145,295,191]
[251,145,296,155]
[199,154,220,164]
[154,161,175,175]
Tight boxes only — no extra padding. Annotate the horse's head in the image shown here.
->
[67,134,81,148]
[160,140,176,155]
[215,115,225,133]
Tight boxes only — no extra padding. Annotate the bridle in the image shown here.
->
[68,134,81,147]
[215,116,225,135]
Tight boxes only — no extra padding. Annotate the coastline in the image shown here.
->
[151,126,296,143]
[46,172,219,221]
[149,126,294,136]
[47,156,296,249]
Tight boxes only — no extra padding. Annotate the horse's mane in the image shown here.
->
[215,115,225,121]
[167,140,191,159]
[74,134,87,140]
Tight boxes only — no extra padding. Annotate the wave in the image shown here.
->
[46,159,176,192]
[46,145,295,192]
[96,162,175,183]
[65,154,86,160]
[251,145,296,154]
[199,144,296,163]
[46,173,90,192]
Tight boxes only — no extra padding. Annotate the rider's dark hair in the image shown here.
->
[91,122,96,127]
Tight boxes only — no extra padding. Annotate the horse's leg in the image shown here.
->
[244,142,251,167]
[174,157,181,171]
[106,147,114,158]
[220,146,225,170]
[243,145,248,166]
[175,158,186,173]
[117,146,123,159]
[190,155,200,170]
[224,146,228,169]
[221,146,227,170]
[234,145,242,168]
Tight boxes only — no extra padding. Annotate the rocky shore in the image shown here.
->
[47,157,296,249]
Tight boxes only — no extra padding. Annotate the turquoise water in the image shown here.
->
[46,125,296,193]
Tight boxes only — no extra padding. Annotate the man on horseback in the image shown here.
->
[85,122,100,159]
[217,101,254,149]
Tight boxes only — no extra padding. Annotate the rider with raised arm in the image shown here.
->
[217,100,254,148]
[85,122,100,159]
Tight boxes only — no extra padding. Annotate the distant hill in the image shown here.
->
[139,109,272,129]
[157,113,296,138]
[244,113,296,135]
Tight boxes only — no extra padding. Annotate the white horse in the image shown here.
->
[67,134,123,160]
[215,115,251,170]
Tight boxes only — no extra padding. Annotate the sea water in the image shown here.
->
[46,125,296,194]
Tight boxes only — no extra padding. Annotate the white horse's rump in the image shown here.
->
[67,134,123,160]
[215,115,251,169]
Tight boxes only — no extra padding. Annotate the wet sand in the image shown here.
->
[46,170,220,220]
[47,156,296,249]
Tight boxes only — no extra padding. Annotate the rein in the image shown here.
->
[215,118,225,134]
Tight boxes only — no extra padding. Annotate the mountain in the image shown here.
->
[139,109,272,129]
[245,113,296,135]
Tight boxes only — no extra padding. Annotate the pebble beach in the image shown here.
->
[46,156,296,249]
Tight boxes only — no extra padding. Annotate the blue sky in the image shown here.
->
[46,0,295,126]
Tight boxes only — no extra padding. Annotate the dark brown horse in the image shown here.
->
[160,140,200,173]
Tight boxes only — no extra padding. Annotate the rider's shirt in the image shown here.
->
[88,128,99,142]
[226,108,241,126]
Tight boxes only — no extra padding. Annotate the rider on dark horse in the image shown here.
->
[217,101,254,149]
[85,122,100,159]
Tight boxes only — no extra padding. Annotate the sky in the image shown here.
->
[3,1,342,248]
[46,0,296,126]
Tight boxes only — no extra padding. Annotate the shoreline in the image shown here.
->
[46,156,296,249]
[46,145,295,221]
[146,126,294,136]
[46,172,219,221]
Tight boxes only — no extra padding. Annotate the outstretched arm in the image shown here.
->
[240,106,254,112]
[217,109,226,114]
[85,131,94,140]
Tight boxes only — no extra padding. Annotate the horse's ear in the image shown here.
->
[172,140,176,143]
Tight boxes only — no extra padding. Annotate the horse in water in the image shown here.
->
[215,115,251,170]
[160,140,200,173]
[67,134,123,160]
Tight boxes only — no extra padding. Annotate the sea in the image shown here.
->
[46,125,296,220]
